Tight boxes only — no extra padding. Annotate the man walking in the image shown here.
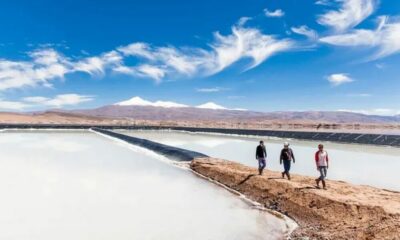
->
[315,144,329,189]
[280,142,295,180]
[255,141,267,175]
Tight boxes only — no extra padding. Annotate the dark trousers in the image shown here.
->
[283,160,291,173]
[258,158,266,173]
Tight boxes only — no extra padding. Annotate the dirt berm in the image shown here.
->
[190,158,400,240]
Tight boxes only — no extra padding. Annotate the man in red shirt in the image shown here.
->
[315,144,329,189]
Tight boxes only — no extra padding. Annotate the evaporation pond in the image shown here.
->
[121,130,400,191]
[0,130,289,240]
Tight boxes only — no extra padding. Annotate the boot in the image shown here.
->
[322,180,327,190]
[287,173,291,180]
[315,179,320,188]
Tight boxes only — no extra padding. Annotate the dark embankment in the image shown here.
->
[91,128,208,161]
[1,124,399,146]
[191,158,400,240]
[158,126,400,147]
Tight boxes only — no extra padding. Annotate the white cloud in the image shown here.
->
[320,29,377,46]
[113,64,166,82]
[320,16,400,60]
[317,0,377,32]
[316,0,331,6]
[117,43,205,76]
[113,65,164,82]
[264,9,285,18]
[135,64,166,82]
[238,17,252,26]
[347,93,371,97]
[23,94,94,107]
[196,87,228,93]
[73,56,105,75]
[291,25,318,40]
[326,73,354,85]
[209,26,293,73]
[117,43,156,60]
[43,94,93,107]
[0,19,294,90]
[375,63,385,69]
[158,47,204,74]
[227,95,246,99]
[0,100,31,110]
[23,96,50,103]
[73,50,122,75]
[337,108,400,116]
[117,24,294,79]
[0,48,123,91]
[0,49,71,91]
[30,49,67,65]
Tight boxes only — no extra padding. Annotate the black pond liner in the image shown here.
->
[1,124,399,147]
[91,128,208,162]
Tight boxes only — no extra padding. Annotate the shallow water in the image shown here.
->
[0,131,288,240]
[120,130,400,191]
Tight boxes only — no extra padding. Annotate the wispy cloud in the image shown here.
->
[347,93,371,97]
[0,48,123,91]
[22,96,50,103]
[0,49,70,91]
[134,64,166,82]
[0,18,294,90]
[291,25,318,40]
[315,0,331,6]
[196,87,229,93]
[326,73,354,85]
[117,43,202,76]
[228,95,246,99]
[23,94,94,108]
[210,26,294,72]
[338,108,400,116]
[375,63,385,69]
[238,17,252,26]
[320,16,400,60]
[0,100,32,111]
[73,50,122,76]
[117,23,294,79]
[317,0,377,32]
[264,9,285,18]
[0,93,93,111]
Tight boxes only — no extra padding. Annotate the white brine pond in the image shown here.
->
[120,130,400,191]
[0,130,290,240]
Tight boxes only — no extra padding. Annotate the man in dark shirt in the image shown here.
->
[255,141,267,175]
[280,142,295,180]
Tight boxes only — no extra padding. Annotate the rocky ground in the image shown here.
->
[191,158,400,240]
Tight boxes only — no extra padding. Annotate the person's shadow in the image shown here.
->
[238,174,256,185]
[267,177,282,180]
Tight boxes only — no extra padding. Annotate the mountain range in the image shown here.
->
[62,96,400,124]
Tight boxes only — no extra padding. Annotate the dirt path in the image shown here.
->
[191,157,400,240]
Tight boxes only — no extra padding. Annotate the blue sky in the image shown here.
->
[0,0,399,115]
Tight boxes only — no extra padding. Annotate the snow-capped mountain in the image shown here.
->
[115,97,237,110]
[115,97,188,108]
[196,102,227,110]
[115,97,153,106]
